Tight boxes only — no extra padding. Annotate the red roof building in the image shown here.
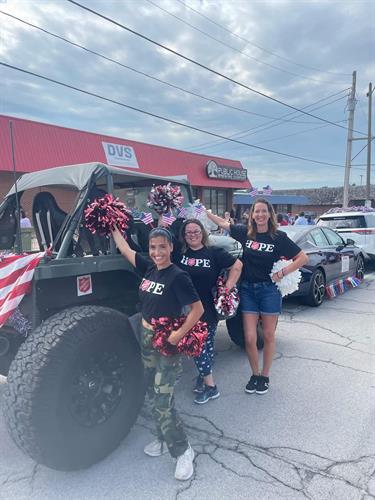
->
[0,115,250,215]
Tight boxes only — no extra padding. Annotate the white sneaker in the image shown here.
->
[174,444,195,481]
[144,439,169,457]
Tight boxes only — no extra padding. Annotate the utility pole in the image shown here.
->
[343,71,356,208]
[365,82,373,206]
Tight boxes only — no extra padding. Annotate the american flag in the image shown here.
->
[140,212,154,226]
[0,252,46,328]
[262,185,273,195]
[249,187,258,196]
[194,203,205,216]
[177,207,187,219]
[162,212,176,226]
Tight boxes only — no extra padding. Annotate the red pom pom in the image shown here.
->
[84,194,132,237]
[147,183,184,215]
[150,316,208,357]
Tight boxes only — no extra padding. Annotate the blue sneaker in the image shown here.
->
[193,375,204,394]
[194,385,220,404]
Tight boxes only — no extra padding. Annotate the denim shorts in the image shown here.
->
[240,281,282,315]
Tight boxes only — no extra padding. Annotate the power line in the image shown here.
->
[174,0,351,78]
[66,0,367,136]
[1,61,362,171]
[146,0,347,85]
[189,92,349,151]
[0,10,322,126]
[351,137,375,162]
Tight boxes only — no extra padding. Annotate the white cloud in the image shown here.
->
[0,0,373,188]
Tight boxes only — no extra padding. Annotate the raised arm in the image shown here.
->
[111,226,136,267]
[205,210,230,231]
[167,300,204,345]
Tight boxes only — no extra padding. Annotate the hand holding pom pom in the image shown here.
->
[213,274,240,320]
[270,259,302,297]
[84,194,132,237]
[150,316,208,357]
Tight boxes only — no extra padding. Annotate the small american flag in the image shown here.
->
[249,187,258,196]
[140,212,154,226]
[162,212,176,226]
[177,207,187,219]
[262,185,273,195]
[0,252,46,328]
[194,203,205,216]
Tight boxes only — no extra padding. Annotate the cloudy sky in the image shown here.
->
[1,0,374,189]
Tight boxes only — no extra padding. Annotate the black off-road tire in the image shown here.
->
[3,305,144,471]
[303,269,326,307]
[226,314,264,350]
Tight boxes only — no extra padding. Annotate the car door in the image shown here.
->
[308,227,339,283]
[321,227,355,278]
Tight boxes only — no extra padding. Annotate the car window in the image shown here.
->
[310,228,329,247]
[322,228,344,246]
[317,215,366,229]
[365,214,375,228]
[306,234,316,245]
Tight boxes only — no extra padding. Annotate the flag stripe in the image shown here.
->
[0,281,32,313]
[0,269,36,300]
[0,253,43,280]
[0,252,45,328]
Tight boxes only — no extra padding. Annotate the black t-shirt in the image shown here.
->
[135,253,200,324]
[174,246,236,324]
[230,224,301,283]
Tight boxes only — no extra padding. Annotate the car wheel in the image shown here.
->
[355,255,365,280]
[226,314,264,350]
[4,305,144,471]
[304,269,326,307]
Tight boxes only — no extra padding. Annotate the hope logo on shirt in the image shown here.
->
[180,255,211,268]
[245,240,275,252]
[140,278,165,295]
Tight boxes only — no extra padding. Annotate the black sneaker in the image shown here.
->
[256,375,269,394]
[245,375,259,394]
[194,385,220,404]
[193,375,204,394]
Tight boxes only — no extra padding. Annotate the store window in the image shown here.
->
[202,189,227,215]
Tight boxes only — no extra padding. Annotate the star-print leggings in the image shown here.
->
[194,322,218,377]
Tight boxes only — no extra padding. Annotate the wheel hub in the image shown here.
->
[69,352,126,427]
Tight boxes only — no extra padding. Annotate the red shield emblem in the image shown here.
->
[77,275,92,296]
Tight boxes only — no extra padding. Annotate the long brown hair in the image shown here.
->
[179,218,209,252]
[247,198,278,239]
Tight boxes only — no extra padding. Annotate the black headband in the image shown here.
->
[149,227,173,243]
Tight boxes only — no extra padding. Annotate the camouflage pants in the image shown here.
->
[141,324,188,458]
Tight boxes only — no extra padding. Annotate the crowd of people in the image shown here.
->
[112,198,308,482]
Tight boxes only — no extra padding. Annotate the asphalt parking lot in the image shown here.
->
[1,264,374,500]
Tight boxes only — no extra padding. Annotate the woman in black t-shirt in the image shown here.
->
[174,219,242,405]
[112,226,203,481]
[206,199,308,395]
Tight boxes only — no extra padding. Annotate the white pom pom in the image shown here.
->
[270,259,302,297]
